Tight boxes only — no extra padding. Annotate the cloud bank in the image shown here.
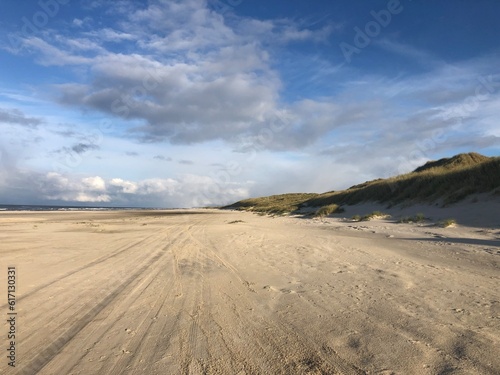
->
[1,0,499,207]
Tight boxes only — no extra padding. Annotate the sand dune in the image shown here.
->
[0,209,499,374]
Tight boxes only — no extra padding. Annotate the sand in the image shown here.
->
[0,207,498,374]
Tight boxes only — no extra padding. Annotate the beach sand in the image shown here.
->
[0,207,498,374]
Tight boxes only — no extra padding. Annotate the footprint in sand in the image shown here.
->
[263,285,300,294]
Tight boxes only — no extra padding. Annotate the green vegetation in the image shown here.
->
[223,153,500,215]
[439,218,457,228]
[350,211,390,222]
[360,211,390,221]
[223,193,319,215]
[314,204,344,218]
[415,213,426,222]
[399,213,426,223]
[304,153,500,208]
[368,210,386,218]
[413,152,489,172]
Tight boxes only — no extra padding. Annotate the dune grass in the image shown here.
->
[223,193,319,215]
[223,153,500,215]
[313,204,344,218]
[350,211,390,222]
[439,218,457,228]
[399,213,426,223]
[302,153,500,208]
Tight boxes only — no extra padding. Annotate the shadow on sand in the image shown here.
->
[403,236,500,249]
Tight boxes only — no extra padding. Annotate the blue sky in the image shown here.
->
[0,0,499,207]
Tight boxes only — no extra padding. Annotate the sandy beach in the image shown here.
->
[0,208,499,374]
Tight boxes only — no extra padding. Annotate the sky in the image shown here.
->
[0,0,499,208]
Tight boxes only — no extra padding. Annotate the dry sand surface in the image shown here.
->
[0,208,499,374]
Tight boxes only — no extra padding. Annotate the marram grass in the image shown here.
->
[224,153,500,215]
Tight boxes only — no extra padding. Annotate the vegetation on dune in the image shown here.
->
[304,153,500,208]
[223,193,319,215]
[439,218,457,228]
[399,213,426,223]
[222,153,500,215]
[362,211,390,221]
[313,204,344,218]
[412,152,490,173]
[351,211,390,222]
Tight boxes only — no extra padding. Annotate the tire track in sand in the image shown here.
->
[17,225,184,375]
[16,227,176,345]
[195,221,366,374]
[102,227,197,375]
[0,229,166,310]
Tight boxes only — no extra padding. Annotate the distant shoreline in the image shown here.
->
[0,204,168,212]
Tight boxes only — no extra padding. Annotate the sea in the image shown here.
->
[0,204,153,211]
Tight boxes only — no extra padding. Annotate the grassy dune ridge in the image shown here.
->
[223,153,500,215]
[224,193,319,215]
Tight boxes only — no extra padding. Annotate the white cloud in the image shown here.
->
[82,176,106,191]
[1,0,499,208]
[375,38,442,68]
[0,164,249,207]
[110,178,138,194]
[55,48,280,143]
[86,28,136,42]
[21,37,93,66]
[0,107,43,127]
[232,16,336,46]
[8,0,341,147]
[136,178,178,195]
[40,172,110,202]
[72,17,93,28]
[73,18,84,27]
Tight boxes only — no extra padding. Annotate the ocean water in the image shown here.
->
[0,204,146,211]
